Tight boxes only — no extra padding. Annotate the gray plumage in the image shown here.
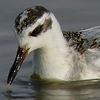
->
[63,26,100,54]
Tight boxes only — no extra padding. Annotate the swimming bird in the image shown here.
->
[7,6,100,85]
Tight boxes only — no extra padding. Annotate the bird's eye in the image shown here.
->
[29,25,43,36]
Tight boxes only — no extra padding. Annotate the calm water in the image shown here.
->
[1,0,100,100]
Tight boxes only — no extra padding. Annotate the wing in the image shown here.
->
[63,26,100,54]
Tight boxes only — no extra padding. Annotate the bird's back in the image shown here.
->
[63,26,100,80]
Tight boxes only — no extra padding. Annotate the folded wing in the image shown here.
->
[63,26,100,54]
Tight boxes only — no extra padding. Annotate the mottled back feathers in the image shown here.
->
[63,26,100,54]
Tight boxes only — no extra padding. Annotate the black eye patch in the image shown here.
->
[29,25,43,36]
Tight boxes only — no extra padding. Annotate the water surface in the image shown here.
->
[1,0,100,100]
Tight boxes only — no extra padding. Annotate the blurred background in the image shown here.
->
[0,0,100,100]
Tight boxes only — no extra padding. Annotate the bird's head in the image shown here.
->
[7,6,61,85]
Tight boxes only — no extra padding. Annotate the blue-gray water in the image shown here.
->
[1,0,100,100]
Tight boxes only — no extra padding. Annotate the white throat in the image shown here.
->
[33,15,73,80]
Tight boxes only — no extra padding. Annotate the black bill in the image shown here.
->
[7,47,28,85]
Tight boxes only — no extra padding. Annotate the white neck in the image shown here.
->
[33,16,73,80]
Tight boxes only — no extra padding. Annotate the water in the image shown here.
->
[1,0,100,100]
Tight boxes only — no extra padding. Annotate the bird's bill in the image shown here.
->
[7,47,28,85]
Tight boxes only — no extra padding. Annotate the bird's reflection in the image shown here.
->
[30,79,100,100]
[5,78,100,100]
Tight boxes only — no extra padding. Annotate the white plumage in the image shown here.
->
[7,6,100,85]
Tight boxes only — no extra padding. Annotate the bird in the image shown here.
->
[7,6,100,85]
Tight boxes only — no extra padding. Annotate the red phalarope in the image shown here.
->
[7,6,100,85]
